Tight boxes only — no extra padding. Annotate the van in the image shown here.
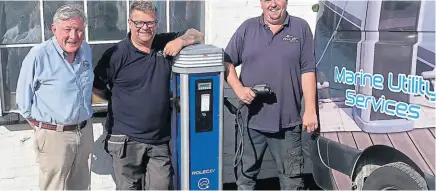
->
[308,0,435,190]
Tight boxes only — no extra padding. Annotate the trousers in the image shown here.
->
[234,124,304,190]
[34,120,94,190]
[103,133,174,190]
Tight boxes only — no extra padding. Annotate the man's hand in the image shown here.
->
[163,38,184,57]
[235,86,256,105]
[302,111,318,133]
[163,29,204,57]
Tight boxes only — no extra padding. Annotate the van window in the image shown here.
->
[379,1,421,31]
[315,3,362,100]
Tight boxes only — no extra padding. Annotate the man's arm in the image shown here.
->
[162,28,204,57]
[223,23,256,104]
[177,28,205,46]
[93,46,117,100]
[302,72,317,113]
[300,21,318,132]
[16,50,38,128]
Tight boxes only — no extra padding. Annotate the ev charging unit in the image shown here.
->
[171,44,225,190]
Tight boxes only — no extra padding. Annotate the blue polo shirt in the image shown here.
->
[224,12,316,133]
[93,31,185,144]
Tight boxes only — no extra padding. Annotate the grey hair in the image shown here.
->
[53,4,87,25]
[130,0,158,18]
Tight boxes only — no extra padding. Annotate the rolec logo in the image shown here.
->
[198,178,210,190]
[191,169,215,175]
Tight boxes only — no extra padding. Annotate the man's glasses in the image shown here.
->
[129,19,158,28]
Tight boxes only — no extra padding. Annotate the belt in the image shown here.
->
[31,120,87,131]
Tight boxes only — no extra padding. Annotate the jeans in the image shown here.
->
[234,124,304,190]
[103,133,174,190]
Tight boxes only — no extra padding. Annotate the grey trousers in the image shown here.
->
[234,124,304,190]
[103,133,174,190]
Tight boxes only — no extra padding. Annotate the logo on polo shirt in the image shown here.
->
[157,50,164,57]
[82,60,90,69]
[283,35,298,43]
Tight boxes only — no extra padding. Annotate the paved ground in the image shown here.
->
[0,113,313,190]
[0,117,116,190]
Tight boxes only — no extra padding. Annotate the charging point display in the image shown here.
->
[171,44,225,190]
[196,80,213,133]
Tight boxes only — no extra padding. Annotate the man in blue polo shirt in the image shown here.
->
[92,1,204,190]
[224,0,318,189]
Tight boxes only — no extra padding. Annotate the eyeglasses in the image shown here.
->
[129,19,158,28]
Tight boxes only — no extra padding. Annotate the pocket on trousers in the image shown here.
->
[284,148,304,177]
[283,125,303,177]
[103,134,128,158]
[34,128,47,153]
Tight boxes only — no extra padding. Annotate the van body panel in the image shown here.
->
[312,0,435,189]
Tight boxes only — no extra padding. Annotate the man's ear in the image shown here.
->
[50,24,56,34]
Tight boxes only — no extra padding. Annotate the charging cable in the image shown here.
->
[231,84,271,168]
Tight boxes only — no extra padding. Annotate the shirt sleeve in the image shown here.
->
[16,49,38,119]
[300,21,316,74]
[93,46,118,91]
[224,23,246,67]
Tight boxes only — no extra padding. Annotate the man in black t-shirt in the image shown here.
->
[92,1,204,190]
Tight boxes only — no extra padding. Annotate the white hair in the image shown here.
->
[53,4,87,25]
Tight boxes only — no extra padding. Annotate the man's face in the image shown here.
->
[51,16,85,55]
[129,9,158,44]
[260,0,288,25]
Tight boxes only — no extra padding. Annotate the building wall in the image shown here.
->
[203,0,319,183]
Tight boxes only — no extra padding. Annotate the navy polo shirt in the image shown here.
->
[224,12,316,133]
[93,31,185,144]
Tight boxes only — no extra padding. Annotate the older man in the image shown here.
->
[16,4,94,190]
[224,0,318,190]
[92,0,204,190]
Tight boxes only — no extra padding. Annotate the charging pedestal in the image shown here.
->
[171,44,225,190]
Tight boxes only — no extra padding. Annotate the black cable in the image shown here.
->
[233,101,245,168]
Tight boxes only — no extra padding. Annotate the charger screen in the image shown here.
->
[201,94,210,112]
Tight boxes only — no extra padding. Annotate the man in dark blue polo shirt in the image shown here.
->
[224,0,318,189]
[92,1,204,190]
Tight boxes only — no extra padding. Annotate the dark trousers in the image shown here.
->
[103,133,174,190]
[234,124,304,190]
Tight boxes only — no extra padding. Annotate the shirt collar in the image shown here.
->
[126,32,154,55]
[259,11,291,28]
[51,36,83,61]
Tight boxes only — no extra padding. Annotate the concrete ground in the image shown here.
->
[0,116,116,190]
[0,113,318,190]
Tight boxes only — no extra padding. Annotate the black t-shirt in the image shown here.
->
[93,31,185,144]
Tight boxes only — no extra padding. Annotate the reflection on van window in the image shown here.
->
[379,1,421,30]
[0,1,41,45]
[315,2,361,100]
[88,1,127,41]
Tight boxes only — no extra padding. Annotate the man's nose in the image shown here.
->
[69,30,79,39]
[140,24,150,30]
[271,1,277,7]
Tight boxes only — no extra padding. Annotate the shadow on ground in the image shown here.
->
[223,174,322,190]
[90,112,116,183]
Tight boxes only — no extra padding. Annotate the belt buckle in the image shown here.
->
[56,124,64,132]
